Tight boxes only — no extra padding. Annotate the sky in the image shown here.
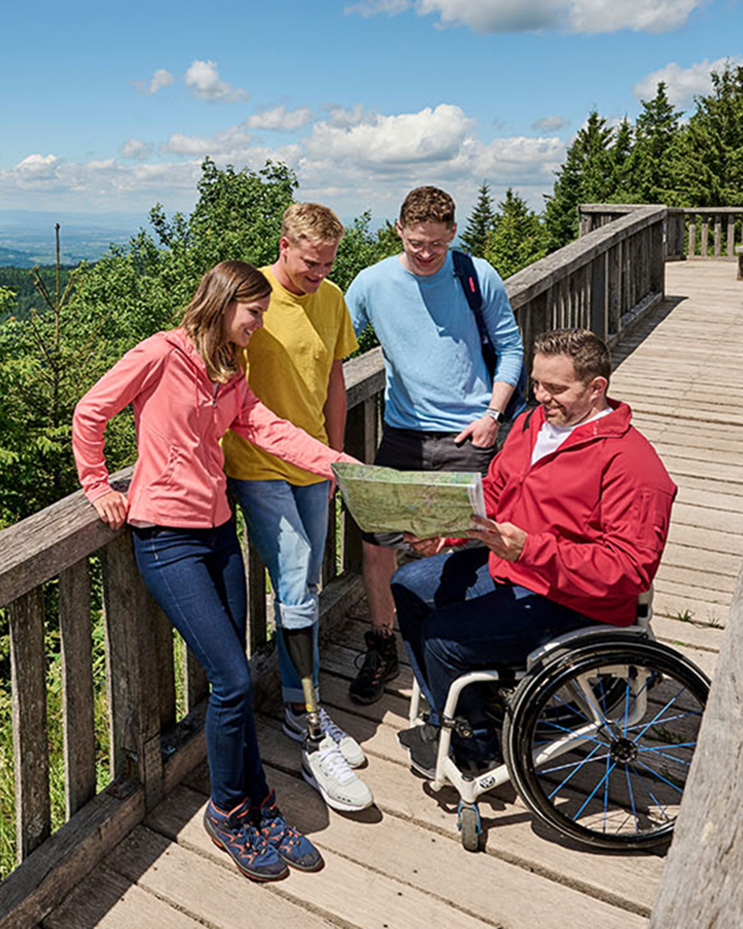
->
[1,0,741,229]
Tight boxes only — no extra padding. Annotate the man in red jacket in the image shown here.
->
[393,328,677,776]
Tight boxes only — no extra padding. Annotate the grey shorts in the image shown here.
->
[362,425,498,548]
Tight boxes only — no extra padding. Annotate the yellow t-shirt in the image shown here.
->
[222,267,358,484]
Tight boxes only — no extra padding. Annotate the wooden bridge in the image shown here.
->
[1,206,742,928]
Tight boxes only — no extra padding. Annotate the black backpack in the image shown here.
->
[451,249,527,421]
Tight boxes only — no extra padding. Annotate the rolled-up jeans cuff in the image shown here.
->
[276,600,318,630]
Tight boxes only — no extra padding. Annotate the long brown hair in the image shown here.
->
[180,261,271,383]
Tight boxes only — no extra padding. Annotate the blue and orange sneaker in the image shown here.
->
[252,789,324,872]
[203,797,288,882]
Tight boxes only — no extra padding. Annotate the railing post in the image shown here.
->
[100,532,164,811]
[9,588,50,862]
[59,560,97,819]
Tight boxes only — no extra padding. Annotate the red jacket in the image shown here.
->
[484,401,676,626]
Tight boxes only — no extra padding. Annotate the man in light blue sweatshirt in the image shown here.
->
[345,186,523,705]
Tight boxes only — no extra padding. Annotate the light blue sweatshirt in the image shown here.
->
[346,251,523,432]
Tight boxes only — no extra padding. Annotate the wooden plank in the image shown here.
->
[147,783,647,929]
[9,587,50,862]
[650,572,743,928]
[101,534,164,810]
[246,713,660,918]
[108,825,338,929]
[45,864,202,929]
[59,560,97,819]
[245,525,268,655]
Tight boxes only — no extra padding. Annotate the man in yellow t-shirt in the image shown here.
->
[223,203,372,812]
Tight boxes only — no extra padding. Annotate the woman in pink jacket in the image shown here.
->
[73,260,355,882]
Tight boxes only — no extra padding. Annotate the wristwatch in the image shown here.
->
[484,408,506,424]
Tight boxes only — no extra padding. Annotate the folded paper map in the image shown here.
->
[331,462,486,539]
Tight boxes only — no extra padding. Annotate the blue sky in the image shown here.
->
[1,0,740,227]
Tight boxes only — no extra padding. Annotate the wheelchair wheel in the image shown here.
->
[505,638,709,851]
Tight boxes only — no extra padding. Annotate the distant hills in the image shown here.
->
[0,209,145,267]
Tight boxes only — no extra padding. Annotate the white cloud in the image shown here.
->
[0,103,566,217]
[323,103,369,128]
[161,123,253,157]
[633,57,743,109]
[570,0,701,34]
[532,115,570,132]
[146,68,174,94]
[121,139,154,160]
[305,104,475,167]
[346,0,704,33]
[184,59,248,102]
[345,0,412,15]
[247,106,313,131]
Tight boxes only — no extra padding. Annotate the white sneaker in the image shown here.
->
[283,705,366,768]
[301,733,374,812]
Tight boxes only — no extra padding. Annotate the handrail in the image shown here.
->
[579,203,743,262]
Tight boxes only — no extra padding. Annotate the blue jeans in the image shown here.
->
[391,547,590,761]
[229,478,330,704]
[132,521,269,810]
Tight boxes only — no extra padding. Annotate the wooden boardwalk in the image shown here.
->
[45,260,742,929]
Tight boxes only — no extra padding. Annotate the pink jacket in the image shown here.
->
[482,400,677,626]
[73,329,355,528]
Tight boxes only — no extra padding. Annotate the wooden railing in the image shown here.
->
[579,204,743,263]
[0,201,690,926]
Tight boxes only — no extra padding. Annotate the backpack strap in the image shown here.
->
[452,249,483,312]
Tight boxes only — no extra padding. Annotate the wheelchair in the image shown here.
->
[406,587,710,853]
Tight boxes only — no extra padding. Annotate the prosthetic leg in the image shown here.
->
[284,627,322,743]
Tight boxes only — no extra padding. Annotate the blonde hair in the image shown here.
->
[281,202,344,245]
[399,186,456,228]
[180,261,271,384]
[533,328,611,385]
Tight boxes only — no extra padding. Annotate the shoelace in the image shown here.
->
[318,707,347,742]
[317,740,355,783]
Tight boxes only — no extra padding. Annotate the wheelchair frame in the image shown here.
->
[405,589,711,852]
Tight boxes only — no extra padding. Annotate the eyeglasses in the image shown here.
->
[402,236,450,254]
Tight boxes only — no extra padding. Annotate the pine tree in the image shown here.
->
[544,112,616,250]
[676,65,743,206]
[610,118,635,201]
[626,83,684,204]
[486,189,547,279]
[460,182,496,256]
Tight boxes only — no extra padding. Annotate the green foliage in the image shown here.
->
[460,182,496,257]
[675,64,743,206]
[544,111,618,250]
[626,84,684,204]
[0,235,108,527]
[0,267,75,323]
[486,189,547,279]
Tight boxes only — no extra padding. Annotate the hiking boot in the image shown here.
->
[251,789,324,872]
[203,798,288,882]
[398,723,439,779]
[301,732,374,812]
[349,630,400,705]
[283,704,366,768]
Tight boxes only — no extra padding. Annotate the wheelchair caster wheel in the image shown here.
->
[458,802,481,852]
